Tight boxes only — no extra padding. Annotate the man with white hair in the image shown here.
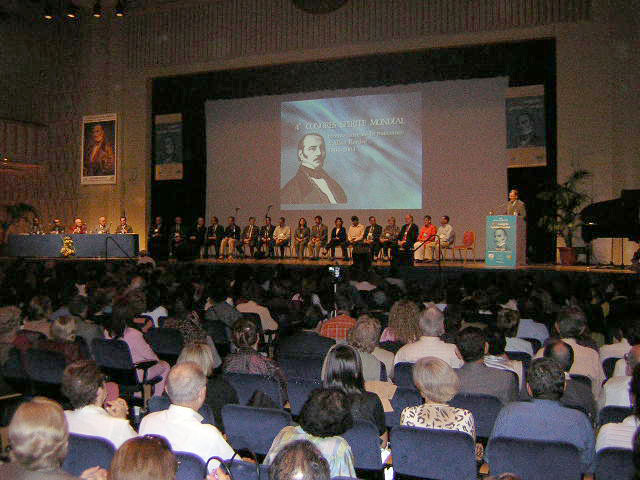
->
[393,307,463,367]
[139,362,235,472]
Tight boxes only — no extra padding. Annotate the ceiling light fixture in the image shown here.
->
[65,2,80,19]
[115,0,125,17]
[92,1,102,18]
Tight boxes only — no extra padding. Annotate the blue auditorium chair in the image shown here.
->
[62,433,116,477]
[222,404,292,455]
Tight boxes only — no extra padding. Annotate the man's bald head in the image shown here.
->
[166,362,206,408]
[543,340,574,372]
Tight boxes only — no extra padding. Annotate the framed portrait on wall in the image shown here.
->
[81,114,117,185]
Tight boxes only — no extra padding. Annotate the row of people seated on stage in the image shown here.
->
[146,213,456,262]
[30,216,134,235]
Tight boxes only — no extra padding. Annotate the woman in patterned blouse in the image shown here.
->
[400,356,476,439]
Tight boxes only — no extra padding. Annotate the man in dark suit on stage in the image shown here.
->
[259,216,276,258]
[363,215,383,261]
[206,216,224,259]
[396,214,418,265]
[241,216,260,257]
[281,133,347,205]
[149,216,168,260]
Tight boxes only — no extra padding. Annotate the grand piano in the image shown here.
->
[581,189,640,243]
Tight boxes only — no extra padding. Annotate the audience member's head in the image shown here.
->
[626,345,640,376]
[388,300,422,344]
[28,295,52,320]
[418,306,445,338]
[269,440,330,480]
[68,295,88,318]
[412,356,460,404]
[496,308,520,338]
[485,474,523,480]
[543,339,574,372]
[298,388,353,438]
[322,344,365,395]
[623,315,640,346]
[302,305,325,330]
[109,435,178,480]
[455,327,487,363]
[177,342,216,377]
[555,307,587,339]
[165,362,206,410]
[62,360,105,409]
[9,397,69,471]
[0,305,21,342]
[50,316,77,342]
[348,315,381,354]
[231,318,259,349]
[485,329,507,356]
[527,358,565,401]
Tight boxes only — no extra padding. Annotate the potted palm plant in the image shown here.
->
[536,169,591,265]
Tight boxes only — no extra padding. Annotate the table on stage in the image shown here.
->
[7,234,139,258]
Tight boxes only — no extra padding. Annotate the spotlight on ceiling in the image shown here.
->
[65,2,80,19]
[92,1,103,18]
[115,0,126,17]
[43,3,54,20]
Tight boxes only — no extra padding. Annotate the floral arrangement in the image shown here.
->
[60,236,76,257]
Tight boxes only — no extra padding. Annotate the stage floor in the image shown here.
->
[1,256,636,275]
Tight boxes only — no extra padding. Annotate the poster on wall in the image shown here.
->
[154,113,183,181]
[506,85,546,168]
[81,114,117,185]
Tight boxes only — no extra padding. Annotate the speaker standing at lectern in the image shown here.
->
[505,189,527,220]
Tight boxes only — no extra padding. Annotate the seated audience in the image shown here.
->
[109,435,177,480]
[598,311,636,364]
[394,306,463,368]
[496,308,534,356]
[104,302,170,396]
[322,344,386,440]
[348,314,394,380]
[23,295,53,337]
[263,388,356,478]
[379,299,421,346]
[277,307,335,359]
[69,295,102,354]
[319,298,356,342]
[0,396,106,480]
[62,360,136,448]
[542,339,596,422]
[235,282,279,331]
[610,313,640,377]
[139,362,235,472]
[163,293,211,346]
[223,318,287,402]
[600,344,640,410]
[455,327,518,404]
[537,307,605,397]
[483,329,524,390]
[177,342,238,429]
[488,358,595,474]
[596,363,640,452]
[401,357,478,456]
[268,440,330,480]
[36,316,89,364]
[204,284,242,328]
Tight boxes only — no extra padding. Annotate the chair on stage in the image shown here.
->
[453,231,476,263]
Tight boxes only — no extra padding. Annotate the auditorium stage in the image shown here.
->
[2,255,633,277]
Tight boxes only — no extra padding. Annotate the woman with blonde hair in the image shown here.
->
[37,316,89,364]
[177,342,238,429]
[0,396,105,479]
[379,299,422,347]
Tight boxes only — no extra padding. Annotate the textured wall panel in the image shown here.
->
[125,0,591,70]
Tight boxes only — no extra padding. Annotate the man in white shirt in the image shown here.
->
[139,362,235,472]
[596,363,640,452]
[394,306,463,368]
[62,360,136,449]
[599,345,640,410]
[425,216,455,262]
[236,284,279,331]
[274,217,291,258]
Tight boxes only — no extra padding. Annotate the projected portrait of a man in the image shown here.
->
[281,133,347,205]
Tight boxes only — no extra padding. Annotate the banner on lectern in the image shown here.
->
[486,215,517,267]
